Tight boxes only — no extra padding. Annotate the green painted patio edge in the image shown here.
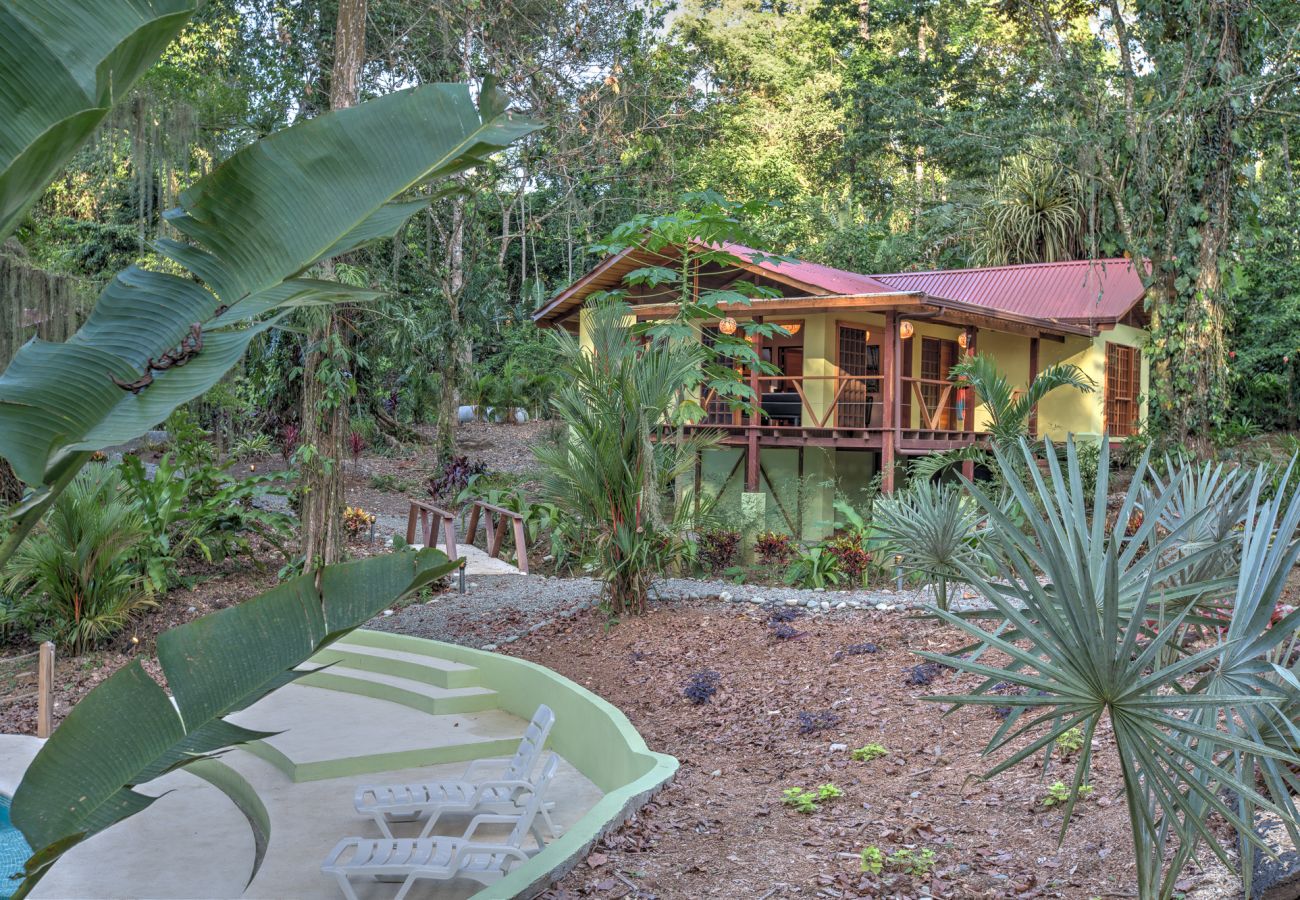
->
[310,646,479,688]
[242,730,522,783]
[296,670,498,715]
[341,630,679,899]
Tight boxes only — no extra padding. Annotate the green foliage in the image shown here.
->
[970,152,1085,266]
[874,480,981,611]
[910,353,1094,483]
[1055,726,1085,757]
[1042,780,1093,808]
[1,465,154,653]
[0,81,539,570]
[536,300,715,613]
[886,847,936,877]
[781,783,842,814]
[783,545,843,590]
[923,438,1300,899]
[368,473,415,494]
[859,846,884,875]
[228,433,273,460]
[851,743,888,762]
[0,0,198,241]
[593,191,785,420]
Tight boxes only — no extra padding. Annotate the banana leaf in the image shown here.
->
[0,0,198,241]
[0,81,540,562]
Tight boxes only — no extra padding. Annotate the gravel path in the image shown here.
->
[367,572,993,650]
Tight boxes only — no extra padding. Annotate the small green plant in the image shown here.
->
[860,845,937,877]
[1056,725,1085,756]
[368,473,415,493]
[851,743,888,762]
[783,546,844,589]
[228,433,273,460]
[781,783,842,814]
[888,847,937,877]
[860,846,885,874]
[1041,780,1093,808]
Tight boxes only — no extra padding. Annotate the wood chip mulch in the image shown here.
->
[507,600,1233,900]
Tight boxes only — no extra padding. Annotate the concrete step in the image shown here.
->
[310,639,479,689]
[296,664,498,715]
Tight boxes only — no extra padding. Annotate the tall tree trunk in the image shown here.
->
[299,0,365,570]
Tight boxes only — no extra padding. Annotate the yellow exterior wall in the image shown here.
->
[1037,324,1149,441]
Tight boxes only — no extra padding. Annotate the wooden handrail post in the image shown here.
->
[37,641,54,739]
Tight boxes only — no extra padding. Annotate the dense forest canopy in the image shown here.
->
[6,0,1300,449]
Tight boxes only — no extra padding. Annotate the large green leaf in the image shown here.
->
[0,82,540,559]
[0,0,198,241]
[11,547,458,897]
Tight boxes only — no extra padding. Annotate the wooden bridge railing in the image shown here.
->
[406,499,458,561]
[465,500,529,575]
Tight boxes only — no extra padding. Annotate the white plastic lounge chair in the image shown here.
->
[323,754,559,900]
[354,704,558,839]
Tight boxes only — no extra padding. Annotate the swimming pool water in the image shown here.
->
[0,797,30,899]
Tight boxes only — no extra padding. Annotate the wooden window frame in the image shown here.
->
[1105,343,1142,437]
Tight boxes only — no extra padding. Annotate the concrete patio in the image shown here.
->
[4,632,676,900]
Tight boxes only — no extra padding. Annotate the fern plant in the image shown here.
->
[2,466,155,652]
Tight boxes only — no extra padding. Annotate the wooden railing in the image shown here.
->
[698,373,970,433]
[406,499,458,561]
[465,500,530,575]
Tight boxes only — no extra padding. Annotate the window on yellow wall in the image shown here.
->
[1105,344,1141,437]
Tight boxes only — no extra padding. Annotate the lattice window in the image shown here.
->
[1105,343,1141,437]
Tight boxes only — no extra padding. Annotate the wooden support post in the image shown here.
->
[745,316,763,492]
[37,641,54,738]
[882,311,898,492]
[1028,336,1040,438]
[511,518,530,575]
[961,326,979,482]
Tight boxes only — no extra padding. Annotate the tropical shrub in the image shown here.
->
[784,546,843,589]
[910,352,1094,482]
[119,451,293,590]
[426,455,487,503]
[922,438,1300,899]
[536,300,716,614]
[825,536,871,584]
[874,479,981,610]
[754,530,798,567]
[2,466,155,652]
[697,527,742,573]
[342,506,376,537]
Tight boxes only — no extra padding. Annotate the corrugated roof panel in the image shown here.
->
[873,258,1144,322]
[720,242,898,296]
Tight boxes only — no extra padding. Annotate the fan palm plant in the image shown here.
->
[922,439,1300,899]
[535,300,718,615]
[910,352,1094,482]
[874,479,982,610]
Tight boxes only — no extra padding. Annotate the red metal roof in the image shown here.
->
[718,242,900,296]
[872,258,1145,324]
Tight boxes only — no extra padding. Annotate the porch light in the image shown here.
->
[899,321,914,340]
[957,331,969,349]
[718,316,738,335]
[780,322,801,336]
